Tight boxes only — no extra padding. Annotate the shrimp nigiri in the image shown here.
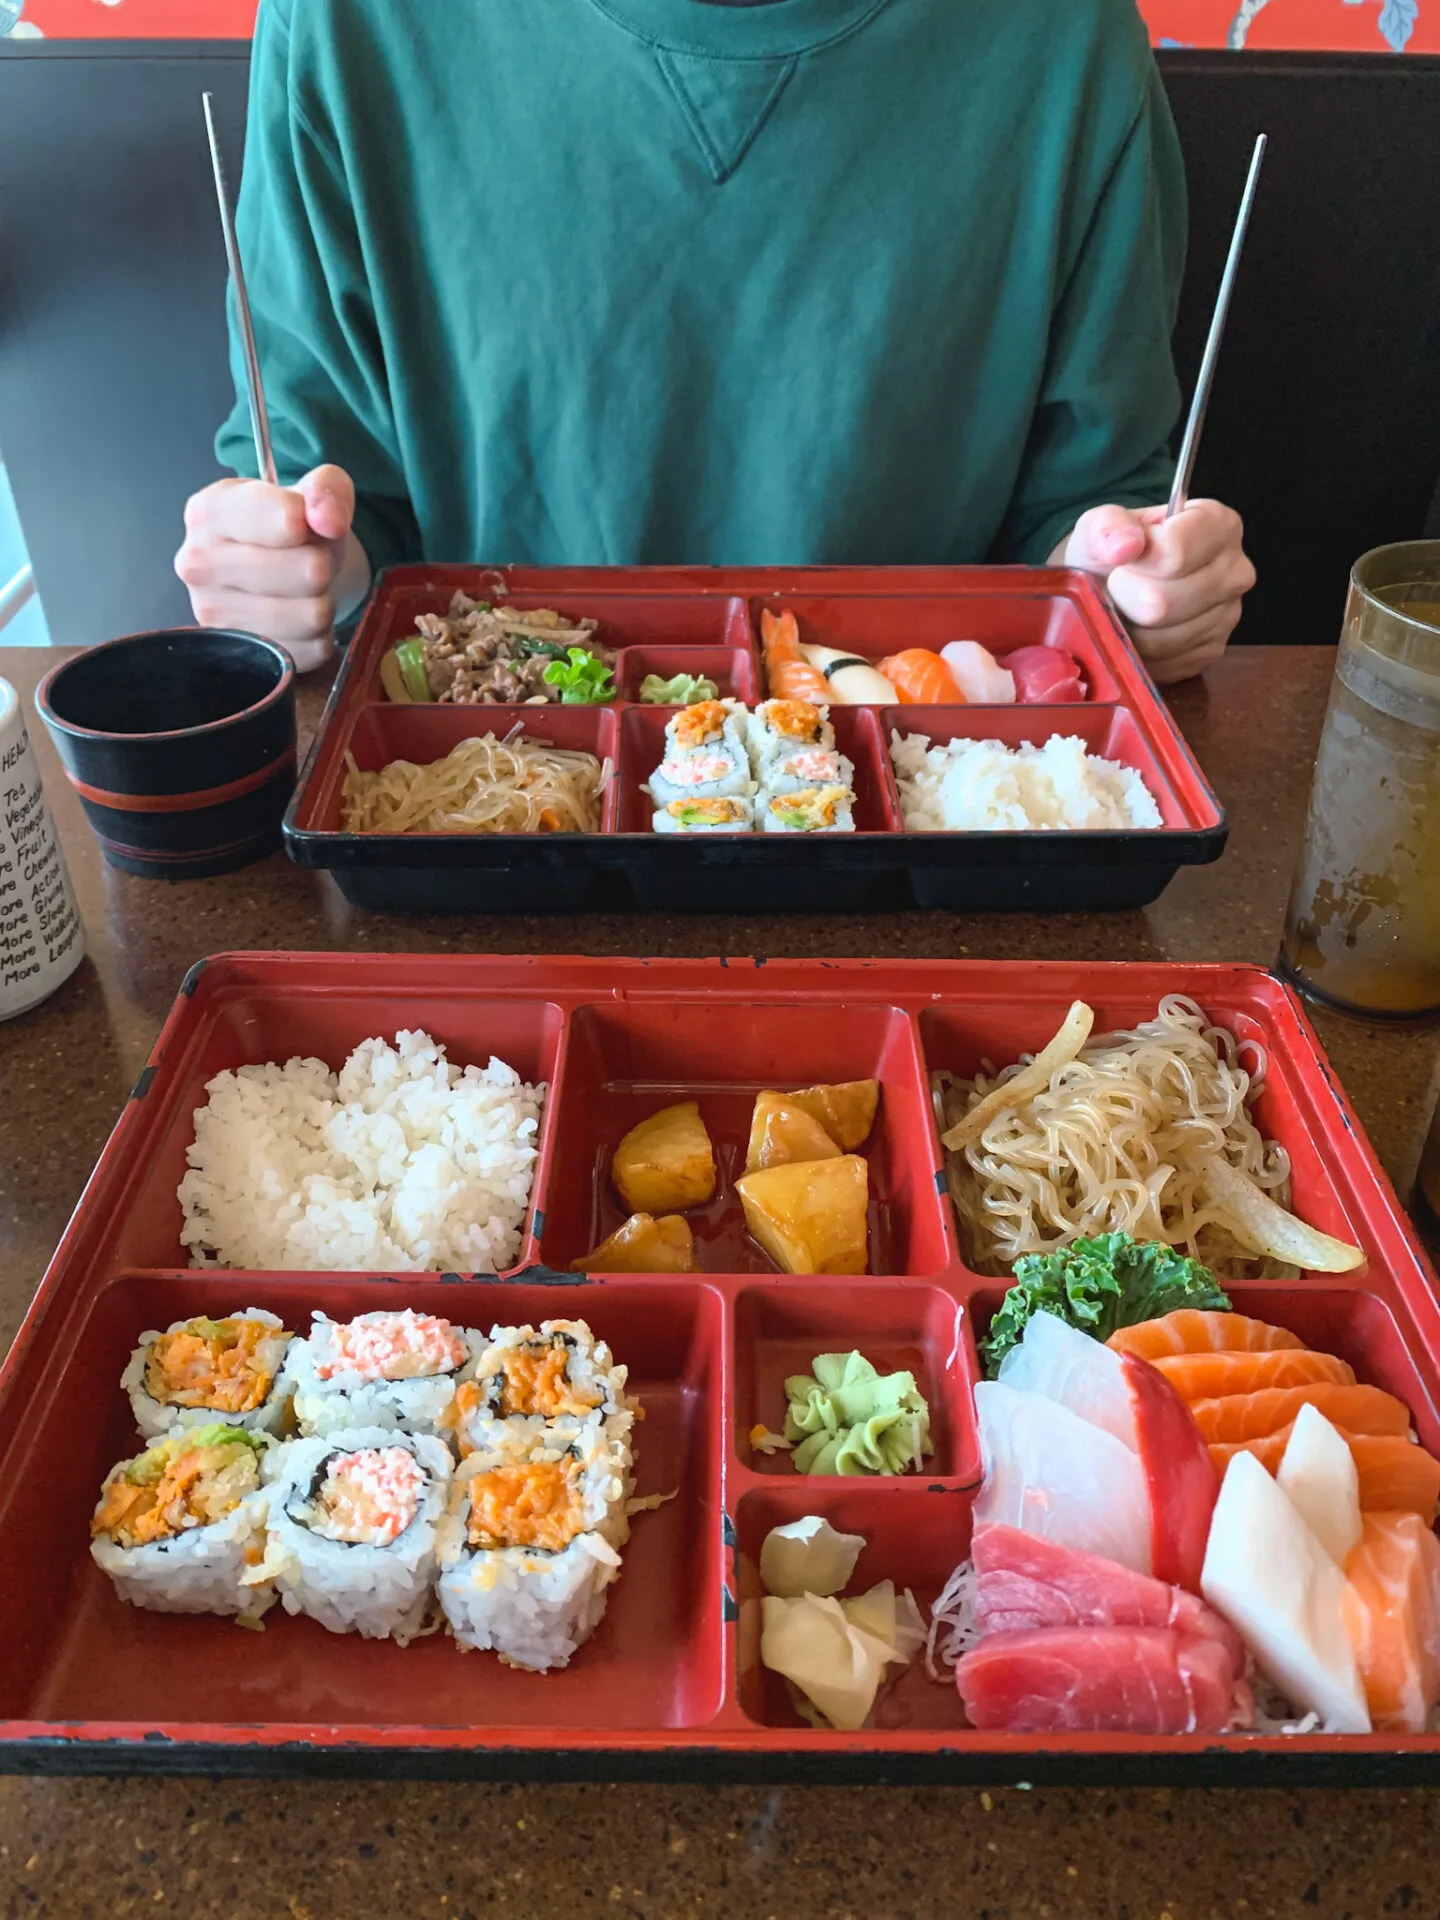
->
[760,609,828,703]
[877,649,964,704]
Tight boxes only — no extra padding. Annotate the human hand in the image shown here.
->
[175,464,367,673]
[1054,500,1255,684]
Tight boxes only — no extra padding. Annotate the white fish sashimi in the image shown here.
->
[996,1311,1139,1452]
[940,641,1016,705]
[974,1382,1152,1576]
[1201,1450,1370,1733]
[1276,1404,1363,1569]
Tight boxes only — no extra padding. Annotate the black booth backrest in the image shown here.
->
[0,42,1438,649]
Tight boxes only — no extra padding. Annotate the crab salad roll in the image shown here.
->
[90,1424,275,1623]
[760,745,854,799]
[747,698,834,772]
[259,1427,451,1643]
[645,700,752,806]
[651,796,753,835]
[287,1310,481,1441]
[760,784,856,833]
[437,1424,632,1671]
[123,1309,295,1440]
[448,1319,635,1459]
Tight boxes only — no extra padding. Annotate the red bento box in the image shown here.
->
[283,566,1227,914]
[0,953,1434,1784]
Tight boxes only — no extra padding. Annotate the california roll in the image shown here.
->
[285,1310,481,1441]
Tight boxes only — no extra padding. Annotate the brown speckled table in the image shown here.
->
[3,644,1440,1920]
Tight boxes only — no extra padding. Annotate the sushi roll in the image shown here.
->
[760,785,857,834]
[89,1424,275,1623]
[123,1309,295,1440]
[747,699,835,772]
[651,796,754,834]
[448,1319,636,1459]
[662,698,747,759]
[258,1427,451,1643]
[285,1310,481,1442]
[437,1422,633,1671]
[760,747,855,799]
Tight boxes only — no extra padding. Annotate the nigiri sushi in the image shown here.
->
[1006,644,1086,704]
[940,641,1015,704]
[760,609,829,703]
[876,649,962,704]
[799,644,898,705]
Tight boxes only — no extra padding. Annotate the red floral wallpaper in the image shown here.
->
[3,0,1436,44]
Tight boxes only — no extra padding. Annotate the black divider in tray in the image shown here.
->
[283,565,1227,914]
[6,955,1437,1779]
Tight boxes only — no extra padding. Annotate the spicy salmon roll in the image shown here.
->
[258,1427,451,1643]
[447,1319,635,1460]
[747,698,835,773]
[437,1423,632,1671]
[286,1310,482,1442]
[661,698,748,760]
[89,1424,275,1623]
[123,1309,295,1440]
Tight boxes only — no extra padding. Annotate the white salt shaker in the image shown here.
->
[0,676,85,1020]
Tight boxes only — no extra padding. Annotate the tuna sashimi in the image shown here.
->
[955,1625,1241,1734]
[1189,1383,1412,1445]
[1108,1311,1305,1361]
[994,1315,1217,1590]
[1208,1428,1440,1522]
[1341,1512,1440,1733]
[1004,644,1086,705]
[972,1525,1244,1671]
[1153,1348,1355,1402]
[974,1382,1152,1575]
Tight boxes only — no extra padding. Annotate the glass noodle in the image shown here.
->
[932,995,1292,1278]
[341,729,610,835]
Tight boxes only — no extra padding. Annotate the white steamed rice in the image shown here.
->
[890,731,1163,832]
[177,1030,545,1272]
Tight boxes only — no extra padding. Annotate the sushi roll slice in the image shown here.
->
[760,747,855,799]
[258,1427,451,1643]
[760,785,857,834]
[89,1424,275,1623]
[437,1422,633,1672]
[651,796,754,834]
[747,699,835,772]
[662,698,748,759]
[123,1309,295,1440]
[646,700,752,805]
[285,1310,481,1442]
[448,1320,636,1459]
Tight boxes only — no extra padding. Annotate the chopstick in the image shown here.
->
[203,90,278,487]
[1166,133,1267,521]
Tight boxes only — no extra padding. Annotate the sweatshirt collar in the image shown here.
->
[586,0,892,59]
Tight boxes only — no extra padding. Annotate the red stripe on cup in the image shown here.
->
[64,747,296,815]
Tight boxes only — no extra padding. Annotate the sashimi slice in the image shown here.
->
[1209,1428,1440,1523]
[955,1625,1239,1734]
[876,649,962,704]
[1108,1311,1306,1361]
[1153,1348,1355,1402]
[1189,1383,1411,1445]
[1004,644,1085,705]
[940,641,1015,705]
[1201,1450,1371,1733]
[974,1381,1152,1575]
[972,1525,1244,1671]
[1119,1349,1219,1594]
[1341,1512,1440,1733]
[1277,1404,1362,1567]
[994,1316,1216,1590]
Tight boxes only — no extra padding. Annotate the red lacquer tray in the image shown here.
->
[283,566,1227,915]
[0,953,1434,1784]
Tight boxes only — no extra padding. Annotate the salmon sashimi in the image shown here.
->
[760,609,828,703]
[1209,1428,1440,1521]
[1190,1383,1413,1445]
[1153,1348,1355,1402]
[1341,1512,1440,1732]
[1107,1311,1305,1362]
[876,649,963,704]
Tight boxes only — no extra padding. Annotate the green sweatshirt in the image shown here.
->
[218,0,1185,575]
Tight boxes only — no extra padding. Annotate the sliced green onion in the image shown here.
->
[394,639,431,702]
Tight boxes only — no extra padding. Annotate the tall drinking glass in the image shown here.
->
[1279,541,1440,1020]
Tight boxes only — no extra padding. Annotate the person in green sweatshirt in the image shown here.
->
[176,0,1255,683]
